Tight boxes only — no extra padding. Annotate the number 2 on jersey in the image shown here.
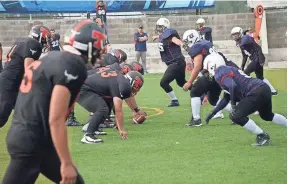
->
[20,61,42,93]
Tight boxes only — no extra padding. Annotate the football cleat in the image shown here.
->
[81,133,103,144]
[66,112,83,126]
[82,123,90,132]
[95,129,107,135]
[271,91,278,96]
[211,111,224,119]
[186,119,202,127]
[167,100,180,107]
[252,132,270,146]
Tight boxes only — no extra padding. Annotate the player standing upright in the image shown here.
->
[204,56,287,146]
[0,25,48,128]
[231,27,277,95]
[2,20,106,184]
[152,18,186,107]
[196,18,213,44]
[50,28,62,51]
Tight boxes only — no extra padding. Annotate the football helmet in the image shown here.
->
[125,71,144,96]
[29,25,51,47]
[182,29,201,52]
[64,19,106,65]
[131,62,144,75]
[231,27,243,41]
[203,54,226,77]
[155,18,170,35]
[120,63,133,75]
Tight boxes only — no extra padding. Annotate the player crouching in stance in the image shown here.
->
[204,55,287,146]
[78,70,145,144]
[2,20,106,184]
[152,18,186,107]
[231,27,277,96]
[182,30,234,126]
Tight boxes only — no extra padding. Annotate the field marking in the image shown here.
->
[123,105,164,119]
[139,106,165,119]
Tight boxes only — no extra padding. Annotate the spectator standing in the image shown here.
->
[134,25,148,73]
[95,0,107,26]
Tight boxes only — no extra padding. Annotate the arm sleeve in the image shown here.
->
[211,93,230,115]
[222,77,237,106]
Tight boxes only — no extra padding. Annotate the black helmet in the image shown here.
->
[131,61,144,75]
[125,71,144,96]
[64,20,106,65]
[119,63,133,75]
[29,25,51,47]
[118,49,127,62]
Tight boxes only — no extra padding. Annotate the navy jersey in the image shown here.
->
[214,65,266,104]
[87,62,121,76]
[50,34,61,51]
[7,51,87,149]
[81,69,132,100]
[0,37,42,92]
[158,28,184,65]
[188,40,215,61]
[199,27,213,44]
[238,35,265,65]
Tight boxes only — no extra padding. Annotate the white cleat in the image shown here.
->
[82,123,89,132]
[254,111,259,115]
[81,133,103,144]
[212,112,224,119]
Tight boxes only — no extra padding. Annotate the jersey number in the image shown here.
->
[5,45,17,63]
[158,43,164,52]
[52,40,59,47]
[238,69,251,78]
[209,47,217,54]
[19,61,42,93]
[101,71,117,78]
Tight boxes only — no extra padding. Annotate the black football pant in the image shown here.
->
[0,91,17,128]
[160,60,186,93]
[244,61,264,80]
[2,147,84,184]
[190,75,222,106]
[229,84,274,126]
[77,90,109,133]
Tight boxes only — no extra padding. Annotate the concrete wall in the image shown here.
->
[0,10,286,48]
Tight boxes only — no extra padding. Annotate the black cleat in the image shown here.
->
[252,132,271,146]
[185,119,202,127]
[66,112,83,126]
[271,91,278,96]
[167,100,180,107]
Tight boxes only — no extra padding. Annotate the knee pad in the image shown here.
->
[229,113,249,126]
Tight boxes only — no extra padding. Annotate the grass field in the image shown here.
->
[0,69,287,184]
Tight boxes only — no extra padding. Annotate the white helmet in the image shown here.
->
[196,18,205,29]
[231,27,243,41]
[182,29,200,52]
[155,18,170,35]
[203,54,226,77]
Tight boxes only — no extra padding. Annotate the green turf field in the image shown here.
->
[0,69,287,184]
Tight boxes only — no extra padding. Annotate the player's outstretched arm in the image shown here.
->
[49,85,77,184]
[240,50,248,70]
[171,37,183,47]
[113,97,128,139]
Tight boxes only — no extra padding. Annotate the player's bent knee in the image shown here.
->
[190,87,202,98]
[160,79,172,92]
[229,113,248,126]
[259,112,274,121]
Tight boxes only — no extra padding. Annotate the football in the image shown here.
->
[133,113,146,124]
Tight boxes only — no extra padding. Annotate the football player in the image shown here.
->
[0,25,48,129]
[182,29,236,126]
[50,28,62,51]
[231,27,277,95]
[78,70,145,144]
[131,61,145,75]
[152,18,186,107]
[2,20,106,184]
[204,55,287,146]
[196,18,213,44]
